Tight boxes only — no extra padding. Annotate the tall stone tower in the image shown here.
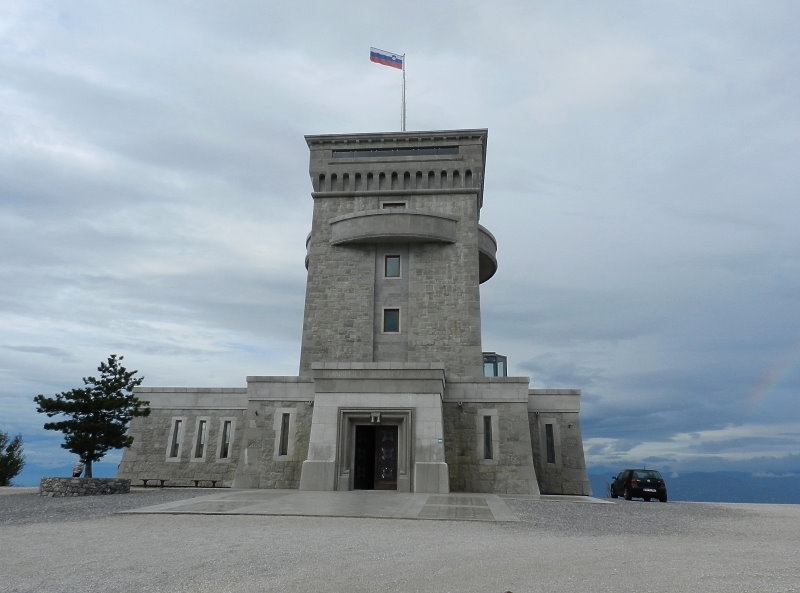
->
[117,128,590,497]
[299,129,494,377]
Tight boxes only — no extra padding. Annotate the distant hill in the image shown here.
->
[588,470,800,504]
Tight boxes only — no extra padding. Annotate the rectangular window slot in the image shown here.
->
[385,255,400,278]
[383,308,400,333]
[545,423,556,464]
[483,416,493,460]
[194,420,207,458]
[278,413,290,456]
[220,420,232,459]
[381,202,406,209]
[169,419,182,458]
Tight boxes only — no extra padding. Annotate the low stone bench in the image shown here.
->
[191,479,220,488]
[140,478,167,488]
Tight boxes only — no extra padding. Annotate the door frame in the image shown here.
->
[336,408,413,492]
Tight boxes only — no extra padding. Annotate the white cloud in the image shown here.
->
[585,423,800,472]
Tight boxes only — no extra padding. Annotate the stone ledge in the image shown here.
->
[40,477,131,497]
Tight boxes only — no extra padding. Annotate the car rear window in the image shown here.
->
[633,470,662,479]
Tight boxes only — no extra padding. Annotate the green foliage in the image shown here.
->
[0,430,25,486]
[34,354,150,478]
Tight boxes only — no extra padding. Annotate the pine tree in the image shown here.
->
[0,431,25,486]
[34,354,149,478]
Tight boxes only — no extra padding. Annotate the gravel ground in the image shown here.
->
[1,490,799,593]
[505,496,750,536]
[0,487,207,526]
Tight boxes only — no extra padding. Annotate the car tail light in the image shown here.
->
[630,479,638,487]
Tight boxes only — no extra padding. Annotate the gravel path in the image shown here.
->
[1,490,798,593]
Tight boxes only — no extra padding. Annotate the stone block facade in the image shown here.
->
[443,401,539,494]
[118,388,247,487]
[528,390,591,495]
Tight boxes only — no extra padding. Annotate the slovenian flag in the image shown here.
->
[370,47,404,70]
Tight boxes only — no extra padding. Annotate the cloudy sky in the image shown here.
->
[2,0,798,484]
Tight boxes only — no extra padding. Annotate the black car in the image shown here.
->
[610,469,668,502]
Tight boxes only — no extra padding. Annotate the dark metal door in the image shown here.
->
[354,425,397,490]
[373,425,397,490]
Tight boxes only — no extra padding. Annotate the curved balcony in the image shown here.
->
[478,224,498,283]
[329,210,458,245]
[307,214,498,282]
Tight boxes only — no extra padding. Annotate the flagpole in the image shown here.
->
[369,47,406,131]
[401,53,406,132]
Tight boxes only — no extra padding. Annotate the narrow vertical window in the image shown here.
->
[194,420,207,458]
[483,415,493,460]
[545,423,556,464]
[169,419,182,458]
[385,255,400,278]
[278,413,290,456]
[220,420,232,459]
[383,308,400,333]
[273,408,295,460]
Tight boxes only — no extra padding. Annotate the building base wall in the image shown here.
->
[117,388,248,488]
[442,400,540,495]
[118,379,590,496]
[528,390,591,496]
[233,400,313,489]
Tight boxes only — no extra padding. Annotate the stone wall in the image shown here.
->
[300,199,376,372]
[300,192,486,376]
[406,194,484,376]
[233,400,313,489]
[40,477,130,497]
[443,401,539,495]
[527,389,590,496]
[117,388,248,488]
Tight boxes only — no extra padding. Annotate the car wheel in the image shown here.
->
[624,487,632,501]
[660,495,667,503]
[643,497,651,502]
[610,486,618,499]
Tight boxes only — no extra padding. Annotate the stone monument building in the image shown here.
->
[118,129,590,496]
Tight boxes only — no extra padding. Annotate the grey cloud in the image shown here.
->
[2,345,77,361]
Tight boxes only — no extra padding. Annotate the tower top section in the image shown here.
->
[305,129,488,209]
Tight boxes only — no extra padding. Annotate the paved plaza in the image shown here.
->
[1,487,799,593]
[119,488,542,521]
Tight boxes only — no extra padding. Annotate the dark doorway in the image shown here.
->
[353,425,398,490]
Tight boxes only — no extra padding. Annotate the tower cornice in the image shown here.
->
[305,128,488,148]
